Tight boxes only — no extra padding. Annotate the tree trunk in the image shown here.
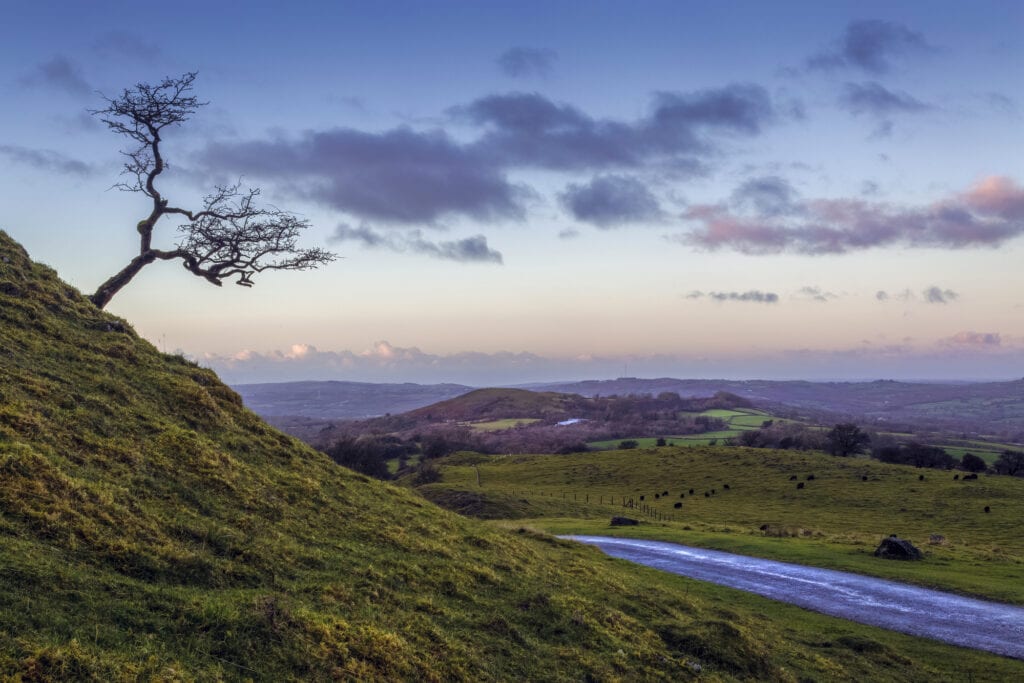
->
[89,253,156,309]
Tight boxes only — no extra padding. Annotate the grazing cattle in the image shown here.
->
[711,489,716,494]
[704,492,710,497]
[862,475,868,481]
[689,488,695,494]
[953,474,960,480]
[918,474,925,481]
[654,493,660,499]
[806,474,815,481]
[963,473,978,481]
[789,475,798,481]
[984,506,991,513]
[797,482,805,489]
[674,502,682,509]
[723,484,730,490]
[679,493,685,498]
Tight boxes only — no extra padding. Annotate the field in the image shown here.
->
[416,446,1024,605]
[588,407,785,449]
[465,417,543,431]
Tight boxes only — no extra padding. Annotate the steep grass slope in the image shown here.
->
[0,231,822,681]
[4,231,1023,681]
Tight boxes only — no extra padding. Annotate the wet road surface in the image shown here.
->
[562,535,1024,659]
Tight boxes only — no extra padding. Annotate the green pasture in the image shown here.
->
[464,417,543,431]
[421,446,1024,605]
[587,407,784,449]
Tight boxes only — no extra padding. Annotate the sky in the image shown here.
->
[2,1,1023,385]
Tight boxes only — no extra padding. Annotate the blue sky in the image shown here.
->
[2,1,1022,384]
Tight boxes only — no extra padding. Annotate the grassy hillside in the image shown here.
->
[4,231,1023,681]
[415,447,1024,605]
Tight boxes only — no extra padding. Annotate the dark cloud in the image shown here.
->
[923,286,958,304]
[455,84,776,171]
[201,85,778,224]
[19,56,91,96]
[558,228,580,240]
[559,175,663,227]
[675,176,1024,255]
[0,145,94,176]
[808,20,932,74]
[796,286,837,302]
[941,331,1001,347]
[92,31,162,62]
[331,223,502,264]
[840,82,929,116]
[687,290,779,303]
[730,176,799,217]
[496,47,557,78]
[200,127,527,224]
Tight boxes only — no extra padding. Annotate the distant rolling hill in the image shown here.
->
[529,378,1024,438]
[233,380,472,419]
[234,377,1024,442]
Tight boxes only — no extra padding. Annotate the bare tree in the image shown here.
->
[88,72,335,309]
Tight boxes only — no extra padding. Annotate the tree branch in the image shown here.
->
[87,73,335,308]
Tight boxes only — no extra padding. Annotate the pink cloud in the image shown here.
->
[677,176,1024,254]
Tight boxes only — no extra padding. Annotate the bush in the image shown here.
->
[872,443,956,470]
[960,452,987,473]
[618,440,639,450]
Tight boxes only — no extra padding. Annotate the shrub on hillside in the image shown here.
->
[960,452,988,473]
[872,443,957,470]
[993,450,1024,477]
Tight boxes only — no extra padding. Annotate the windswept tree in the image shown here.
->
[88,72,335,309]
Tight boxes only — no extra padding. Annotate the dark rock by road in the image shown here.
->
[874,536,923,560]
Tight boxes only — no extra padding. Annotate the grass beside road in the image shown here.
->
[419,446,1024,604]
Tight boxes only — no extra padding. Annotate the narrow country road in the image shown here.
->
[562,535,1024,660]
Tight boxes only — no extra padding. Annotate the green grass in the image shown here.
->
[465,417,543,431]
[588,408,784,449]
[420,446,1024,605]
[4,230,1023,681]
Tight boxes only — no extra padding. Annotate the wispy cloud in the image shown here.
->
[0,145,95,176]
[686,290,779,303]
[840,82,929,116]
[808,20,933,74]
[331,223,503,264]
[923,286,958,304]
[496,47,557,78]
[730,176,799,217]
[206,338,1024,385]
[19,56,92,96]
[940,331,1001,347]
[674,176,1024,254]
[559,174,664,227]
[795,286,838,302]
